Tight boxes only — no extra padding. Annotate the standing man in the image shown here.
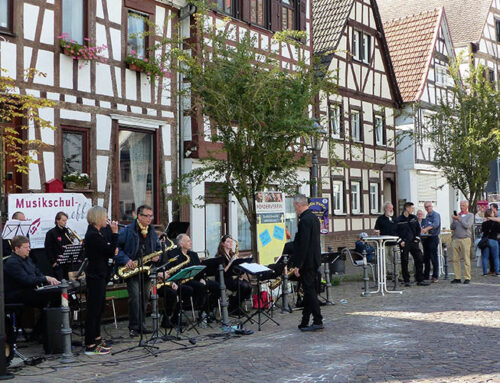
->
[293,194,323,332]
[421,202,441,283]
[374,202,396,236]
[395,202,429,287]
[115,205,160,337]
[450,201,474,284]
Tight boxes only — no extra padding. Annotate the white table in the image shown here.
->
[365,235,403,296]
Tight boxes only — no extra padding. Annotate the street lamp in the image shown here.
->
[306,121,327,198]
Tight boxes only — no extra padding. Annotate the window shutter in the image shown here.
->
[271,0,282,32]
[241,0,251,23]
[299,0,306,31]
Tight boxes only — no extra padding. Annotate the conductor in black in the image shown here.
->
[293,194,323,331]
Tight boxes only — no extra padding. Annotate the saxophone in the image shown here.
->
[117,250,163,279]
[156,252,191,289]
[270,267,296,290]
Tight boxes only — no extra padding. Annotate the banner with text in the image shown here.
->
[308,197,329,234]
[8,193,91,249]
[256,191,286,265]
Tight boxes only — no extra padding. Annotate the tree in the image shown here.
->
[423,58,500,212]
[0,69,56,212]
[172,4,336,255]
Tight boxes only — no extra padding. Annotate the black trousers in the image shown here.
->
[300,268,323,325]
[85,277,107,346]
[400,241,424,283]
[184,280,207,309]
[422,236,439,279]
[225,276,252,306]
[159,284,193,316]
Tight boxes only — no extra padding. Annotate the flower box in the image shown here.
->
[127,62,144,72]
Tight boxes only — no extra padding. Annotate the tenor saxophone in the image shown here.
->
[156,252,191,289]
[117,250,163,279]
[270,267,296,290]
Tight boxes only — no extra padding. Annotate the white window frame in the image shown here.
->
[369,183,379,214]
[333,180,344,214]
[435,64,448,87]
[353,29,370,64]
[374,115,384,146]
[329,104,341,138]
[350,110,361,142]
[351,181,361,214]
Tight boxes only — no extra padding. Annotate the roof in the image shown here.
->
[312,0,355,54]
[377,0,493,44]
[383,8,442,102]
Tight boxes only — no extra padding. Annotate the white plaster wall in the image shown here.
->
[40,9,54,45]
[60,109,91,121]
[78,64,91,93]
[161,125,171,156]
[107,0,122,24]
[0,41,17,78]
[96,115,112,150]
[96,155,109,192]
[95,63,113,96]
[59,55,73,89]
[43,152,55,181]
[126,70,137,100]
[39,108,55,145]
[23,3,39,41]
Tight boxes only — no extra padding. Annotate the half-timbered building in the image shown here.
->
[0,0,180,226]
[379,0,500,201]
[313,0,402,248]
[382,8,457,229]
[180,1,312,256]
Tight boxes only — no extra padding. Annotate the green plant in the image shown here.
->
[63,172,90,186]
[126,51,170,79]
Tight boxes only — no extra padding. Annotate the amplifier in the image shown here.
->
[43,308,67,354]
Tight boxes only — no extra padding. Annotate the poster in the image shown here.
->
[309,197,329,234]
[8,193,91,249]
[256,191,286,265]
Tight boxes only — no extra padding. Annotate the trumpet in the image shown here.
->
[66,226,83,244]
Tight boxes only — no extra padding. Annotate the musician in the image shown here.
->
[216,235,252,313]
[3,211,26,258]
[83,207,118,355]
[44,211,72,280]
[293,194,323,331]
[4,235,60,340]
[171,234,220,315]
[115,205,160,337]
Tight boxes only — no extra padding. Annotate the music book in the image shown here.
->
[167,265,206,282]
[238,263,271,275]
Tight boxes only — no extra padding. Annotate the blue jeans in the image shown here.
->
[481,239,499,275]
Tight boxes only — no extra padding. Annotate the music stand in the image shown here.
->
[2,220,32,239]
[162,222,190,242]
[238,263,280,331]
[167,266,205,339]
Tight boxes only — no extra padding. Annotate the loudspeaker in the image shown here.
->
[43,308,66,354]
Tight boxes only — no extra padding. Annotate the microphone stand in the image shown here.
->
[113,244,158,356]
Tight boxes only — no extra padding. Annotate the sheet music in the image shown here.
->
[239,263,271,274]
[2,219,33,239]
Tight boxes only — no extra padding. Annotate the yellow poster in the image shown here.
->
[256,191,286,265]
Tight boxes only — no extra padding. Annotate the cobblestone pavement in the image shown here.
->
[11,268,500,383]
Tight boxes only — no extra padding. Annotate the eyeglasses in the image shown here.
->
[140,214,154,219]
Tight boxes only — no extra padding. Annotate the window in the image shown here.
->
[332,181,344,214]
[488,69,495,87]
[0,0,12,33]
[351,181,361,214]
[350,110,361,142]
[237,200,251,251]
[217,0,233,15]
[352,29,371,64]
[282,0,295,30]
[374,115,384,146]
[250,0,266,27]
[435,64,450,86]
[62,0,85,44]
[118,129,154,221]
[369,183,379,214]
[62,127,89,177]
[329,104,341,138]
[496,19,500,43]
[128,10,147,57]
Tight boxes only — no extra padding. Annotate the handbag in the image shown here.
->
[477,236,489,250]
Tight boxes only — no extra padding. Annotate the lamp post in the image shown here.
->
[307,121,327,198]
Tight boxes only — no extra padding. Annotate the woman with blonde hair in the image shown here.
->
[83,206,118,355]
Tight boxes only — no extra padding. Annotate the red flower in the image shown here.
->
[57,237,62,242]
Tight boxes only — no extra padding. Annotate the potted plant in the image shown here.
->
[58,33,108,69]
[125,50,170,81]
[63,172,91,190]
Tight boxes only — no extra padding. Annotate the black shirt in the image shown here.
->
[374,214,396,236]
[293,209,321,271]
[44,226,72,265]
[84,225,118,279]
[395,214,421,243]
[4,253,47,301]
[481,220,500,240]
